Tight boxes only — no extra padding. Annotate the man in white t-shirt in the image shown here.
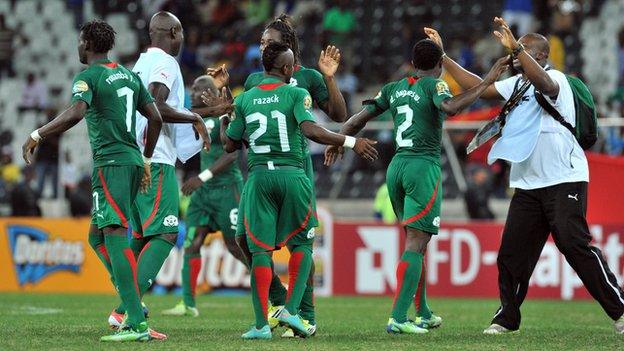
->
[105,11,213,338]
[426,18,624,335]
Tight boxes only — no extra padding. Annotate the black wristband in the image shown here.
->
[511,43,525,58]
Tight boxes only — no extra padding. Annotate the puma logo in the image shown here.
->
[568,194,579,201]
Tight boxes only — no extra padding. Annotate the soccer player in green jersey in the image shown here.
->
[161,75,247,317]
[219,42,377,339]
[227,14,347,337]
[325,39,509,335]
[22,20,163,342]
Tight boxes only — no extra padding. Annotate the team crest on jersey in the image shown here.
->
[289,77,298,86]
[7,225,84,286]
[436,81,450,96]
[72,80,89,94]
[304,95,312,109]
[306,228,315,239]
[205,118,216,132]
[432,216,441,227]
[163,215,179,227]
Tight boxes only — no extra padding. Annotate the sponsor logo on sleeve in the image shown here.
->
[436,81,450,96]
[303,95,312,109]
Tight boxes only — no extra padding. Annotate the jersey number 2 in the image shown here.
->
[245,111,290,153]
[396,104,414,147]
[117,87,134,132]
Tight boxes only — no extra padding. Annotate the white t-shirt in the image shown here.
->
[490,69,589,190]
[133,47,185,166]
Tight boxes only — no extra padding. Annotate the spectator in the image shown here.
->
[464,166,495,220]
[0,146,19,185]
[212,0,243,27]
[373,183,397,224]
[180,28,201,75]
[336,64,358,114]
[60,151,78,199]
[244,0,271,27]
[0,13,15,78]
[18,72,48,115]
[35,112,60,198]
[10,165,41,216]
[322,0,355,47]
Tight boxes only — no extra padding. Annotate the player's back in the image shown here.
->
[369,76,453,163]
[72,60,152,168]
[231,77,315,170]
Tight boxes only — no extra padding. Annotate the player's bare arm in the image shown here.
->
[137,101,163,191]
[324,107,381,165]
[22,101,87,164]
[198,87,235,117]
[317,45,348,122]
[424,27,503,100]
[181,150,238,195]
[219,115,243,153]
[300,120,378,162]
[440,56,509,115]
[149,82,211,150]
[493,17,559,97]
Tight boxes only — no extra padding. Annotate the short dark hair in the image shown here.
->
[265,14,299,64]
[80,20,116,53]
[262,42,290,72]
[412,39,443,70]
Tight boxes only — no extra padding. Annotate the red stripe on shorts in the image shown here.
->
[142,170,164,231]
[98,169,128,227]
[401,178,440,227]
[278,204,313,247]
[244,217,275,251]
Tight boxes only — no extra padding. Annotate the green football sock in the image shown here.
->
[269,261,287,306]
[299,265,315,324]
[285,245,313,315]
[391,251,423,323]
[136,235,174,296]
[88,232,113,279]
[251,253,272,329]
[182,252,202,308]
[415,260,432,319]
[104,233,145,329]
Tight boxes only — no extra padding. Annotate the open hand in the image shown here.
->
[493,17,519,51]
[353,138,378,162]
[202,87,234,114]
[318,45,341,78]
[483,56,511,84]
[192,113,211,151]
[181,176,202,196]
[424,27,444,52]
[141,163,152,193]
[324,145,344,166]
[206,64,229,89]
[22,136,39,164]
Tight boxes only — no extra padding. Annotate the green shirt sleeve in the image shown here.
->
[70,71,93,106]
[363,82,392,114]
[135,73,155,108]
[226,96,245,140]
[293,89,316,125]
[306,69,329,105]
[430,78,453,110]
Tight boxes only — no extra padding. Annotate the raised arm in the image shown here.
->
[424,27,503,100]
[492,17,558,97]
[22,101,87,164]
[439,56,509,115]
[317,45,348,122]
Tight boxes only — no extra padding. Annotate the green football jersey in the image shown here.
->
[71,59,153,168]
[245,66,328,157]
[365,76,453,162]
[227,76,316,170]
[199,116,243,185]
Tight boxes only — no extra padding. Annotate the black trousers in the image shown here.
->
[492,181,624,330]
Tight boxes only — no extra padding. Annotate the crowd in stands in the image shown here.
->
[0,0,621,219]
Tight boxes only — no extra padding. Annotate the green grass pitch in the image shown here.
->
[0,293,622,350]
